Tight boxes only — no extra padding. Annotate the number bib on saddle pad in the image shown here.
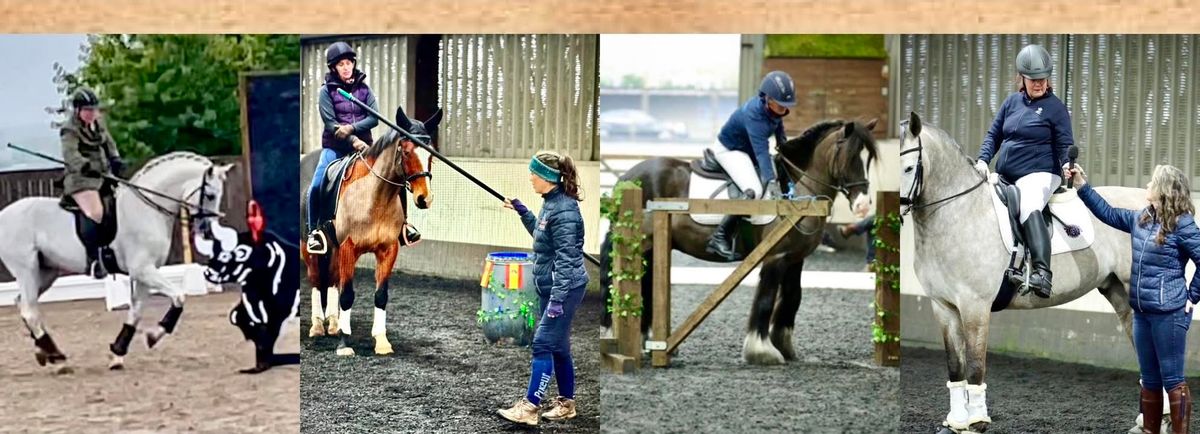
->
[987,173,1095,256]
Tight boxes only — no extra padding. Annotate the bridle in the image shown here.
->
[358,135,433,191]
[130,166,223,223]
[898,123,988,217]
[774,133,871,200]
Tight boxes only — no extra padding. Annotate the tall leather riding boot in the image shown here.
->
[1022,212,1052,298]
[76,217,107,279]
[1168,383,1191,434]
[1143,386,1165,434]
[705,215,744,261]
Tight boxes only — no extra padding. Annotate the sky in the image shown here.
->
[599,34,740,90]
[0,34,88,171]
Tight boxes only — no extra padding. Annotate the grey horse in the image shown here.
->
[900,112,1147,433]
[0,152,232,370]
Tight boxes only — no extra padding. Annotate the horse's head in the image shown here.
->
[899,112,978,212]
[183,162,235,232]
[370,106,443,209]
[778,118,878,218]
[899,112,925,208]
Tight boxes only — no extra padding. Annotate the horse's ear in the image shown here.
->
[842,122,855,138]
[394,105,414,132]
[214,163,235,180]
[425,108,443,144]
[865,118,878,131]
[909,112,922,137]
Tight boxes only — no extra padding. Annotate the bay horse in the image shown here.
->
[899,112,1141,432]
[301,106,440,356]
[600,119,878,365]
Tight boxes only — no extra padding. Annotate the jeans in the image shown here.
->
[524,282,586,404]
[306,149,343,229]
[852,214,876,263]
[1133,308,1191,391]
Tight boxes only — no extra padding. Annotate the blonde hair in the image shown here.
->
[1140,164,1195,245]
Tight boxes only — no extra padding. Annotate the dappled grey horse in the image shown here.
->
[0,152,232,370]
[899,112,1146,432]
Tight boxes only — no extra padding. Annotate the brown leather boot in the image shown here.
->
[1168,383,1191,434]
[1143,386,1164,434]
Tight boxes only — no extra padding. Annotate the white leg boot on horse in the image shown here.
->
[336,308,354,356]
[325,287,340,335]
[965,384,992,430]
[372,307,392,355]
[943,381,970,431]
[309,288,325,337]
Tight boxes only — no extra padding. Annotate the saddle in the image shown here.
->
[688,148,746,200]
[307,154,357,255]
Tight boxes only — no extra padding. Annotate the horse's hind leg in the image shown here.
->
[742,257,786,365]
[931,298,970,430]
[370,241,398,355]
[15,268,67,366]
[769,258,804,361]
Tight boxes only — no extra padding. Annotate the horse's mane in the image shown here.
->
[778,119,878,170]
[364,128,403,160]
[129,151,212,182]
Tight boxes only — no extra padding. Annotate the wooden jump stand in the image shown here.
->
[602,185,903,372]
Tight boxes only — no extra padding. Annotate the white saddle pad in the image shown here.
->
[687,172,777,226]
[987,174,1095,255]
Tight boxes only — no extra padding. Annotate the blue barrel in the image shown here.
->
[478,252,539,346]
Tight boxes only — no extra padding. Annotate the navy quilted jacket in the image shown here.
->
[519,187,588,302]
[1079,184,1200,313]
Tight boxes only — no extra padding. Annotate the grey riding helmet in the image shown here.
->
[1016,44,1052,80]
[759,70,797,107]
[71,87,101,109]
[325,41,357,69]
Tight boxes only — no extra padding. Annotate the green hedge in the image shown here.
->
[764,35,887,59]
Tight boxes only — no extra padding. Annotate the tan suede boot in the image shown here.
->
[541,396,577,421]
[498,398,539,426]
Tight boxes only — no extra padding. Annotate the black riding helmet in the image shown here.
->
[72,87,101,109]
[326,41,356,70]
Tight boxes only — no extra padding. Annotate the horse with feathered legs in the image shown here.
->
[600,118,877,365]
[301,105,439,356]
[0,152,232,370]
[899,112,1147,433]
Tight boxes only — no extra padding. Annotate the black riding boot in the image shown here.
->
[75,217,107,279]
[705,215,744,261]
[1023,212,1052,298]
[400,224,421,246]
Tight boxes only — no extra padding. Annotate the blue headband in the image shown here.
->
[530,157,561,183]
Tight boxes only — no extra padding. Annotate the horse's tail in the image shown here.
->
[599,228,614,329]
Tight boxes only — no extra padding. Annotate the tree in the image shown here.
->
[50,35,299,163]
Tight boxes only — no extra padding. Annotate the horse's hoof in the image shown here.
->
[769,327,798,361]
[36,351,67,367]
[108,355,125,370]
[145,329,166,349]
[968,421,989,433]
[742,334,786,365]
[239,363,271,374]
[335,347,355,356]
[374,335,393,355]
[51,365,74,375]
[325,318,340,336]
[308,323,326,338]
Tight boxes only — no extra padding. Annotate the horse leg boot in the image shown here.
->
[706,215,745,261]
[1168,383,1190,434]
[372,285,393,355]
[335,283,354,356]
[1022,212,1053,298]
[309,288,326,337]
[325,287,341,335]
[1142,386,1165,434]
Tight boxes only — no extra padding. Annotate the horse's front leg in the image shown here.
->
[742,257,786,365]
[769,257,804,361]
[135,266,186,350]
[931,298,970,431]
[370,241,399,355]
[334,240,358,356]
[958,300,993,432]
[108,279,148,369]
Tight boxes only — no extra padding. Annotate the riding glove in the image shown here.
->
[546,301,564,318]
[109,156,126,175]
[973,160,989,177]
[509,198,529,215]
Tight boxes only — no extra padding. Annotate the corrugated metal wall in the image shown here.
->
[301,36,413,154]
[891,35,1200,188]
[439,34,599,161]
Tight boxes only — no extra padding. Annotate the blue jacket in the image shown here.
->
[1078,184,1200,313]
[519,187,588,303]
[717,96,787,185]
[978,90,1074,181]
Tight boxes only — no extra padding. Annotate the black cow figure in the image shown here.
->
[197,201,300,374]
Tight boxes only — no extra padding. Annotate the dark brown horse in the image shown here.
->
[302,108,440,356]
[600,119,878,365]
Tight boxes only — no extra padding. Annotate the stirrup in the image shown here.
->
[400,224,421,246]
[89,256,108,279]
[307,231,328,255]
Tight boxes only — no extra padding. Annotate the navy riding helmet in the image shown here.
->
[759,70,797,107]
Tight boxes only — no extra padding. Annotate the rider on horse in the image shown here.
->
[306,40,420,253]
[61,87,126,279]
[705,70,796,261]
[974,44,1074,298]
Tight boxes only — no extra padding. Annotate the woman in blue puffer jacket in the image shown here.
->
[497,150,588,427]
[1067,163,1200,434]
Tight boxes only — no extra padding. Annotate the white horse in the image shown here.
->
[0,152,232,370]
[899,112,1147,433]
